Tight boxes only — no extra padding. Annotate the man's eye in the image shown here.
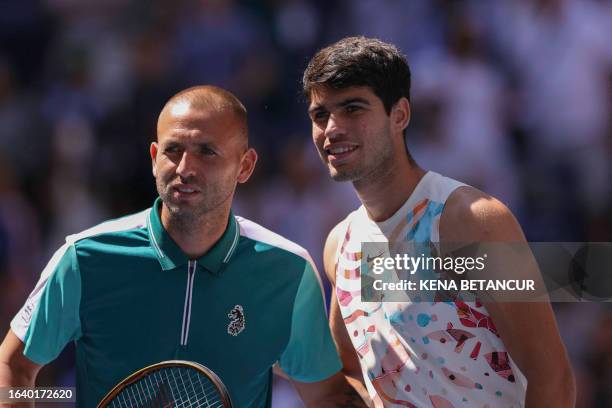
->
[164,146,180,154]
[201,147,217,156]
[346,105,362,113]
[313,111,329,121]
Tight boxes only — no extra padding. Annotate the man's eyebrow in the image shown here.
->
[308,104,326,115]
[162,139,215,148]
[160,139,179,146]
[196,141,217,149]
[309,97,372,115]
[338,97,371,107]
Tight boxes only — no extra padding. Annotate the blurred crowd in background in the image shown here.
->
[1,0,611,406]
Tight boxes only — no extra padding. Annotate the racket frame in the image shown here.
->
[97,360,232,408]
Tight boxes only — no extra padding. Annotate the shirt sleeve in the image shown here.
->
[279,259,342,382]
[10,242,82,365]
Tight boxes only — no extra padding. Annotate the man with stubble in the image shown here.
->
[0,86,366,407]
[303,37,575,407]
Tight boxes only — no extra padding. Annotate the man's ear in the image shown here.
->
[237,148,258,184]
[150,142,158,178]
[391,97,411,135]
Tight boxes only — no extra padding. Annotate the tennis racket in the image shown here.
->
[97,360,233,408]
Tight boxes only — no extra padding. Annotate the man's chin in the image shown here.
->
[162,198,198,214]
[164,204,205,224]
[329,168,359,182]
[329,170,355,181]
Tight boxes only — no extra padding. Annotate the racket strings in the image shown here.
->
[108,366,225,408]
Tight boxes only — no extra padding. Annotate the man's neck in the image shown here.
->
[353,156,426,222]
[160,204,229,259]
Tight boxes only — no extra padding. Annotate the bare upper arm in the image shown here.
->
[0,330,42,386]
[323,221,345,286]
[323,221,364,377]
[290,222,369,405]
[440,186,525,244]
[439,186,572,385]
[323,222,353,356]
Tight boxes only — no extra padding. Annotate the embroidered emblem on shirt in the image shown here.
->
[227,305,245,336]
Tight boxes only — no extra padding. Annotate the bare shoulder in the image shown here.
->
[323,220,349,286]
[440,185,525,243]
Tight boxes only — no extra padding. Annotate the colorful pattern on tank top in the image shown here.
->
[335,172,527,408]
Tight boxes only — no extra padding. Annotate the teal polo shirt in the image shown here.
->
[11,198,342,407]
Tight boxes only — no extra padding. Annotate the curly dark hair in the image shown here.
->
[302,36,411,114]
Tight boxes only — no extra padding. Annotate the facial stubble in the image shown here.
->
[324,122,396,184]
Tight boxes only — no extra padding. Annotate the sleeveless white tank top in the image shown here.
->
[335,171,527,408]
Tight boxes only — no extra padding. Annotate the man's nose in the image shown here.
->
[324,114,346,139]
[176,152,196,179]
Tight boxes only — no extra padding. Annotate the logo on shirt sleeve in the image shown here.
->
[21,302,35,324]
[227,305,245,336]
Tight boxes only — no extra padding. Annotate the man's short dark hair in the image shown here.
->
[302,36,411,114]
